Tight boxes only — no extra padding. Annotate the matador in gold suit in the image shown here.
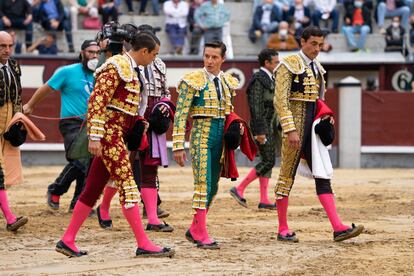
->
[273,26,363,243]
[56,32,174,258]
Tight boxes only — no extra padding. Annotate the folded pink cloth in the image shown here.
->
[4,112,45,185]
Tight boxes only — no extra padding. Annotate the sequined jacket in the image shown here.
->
[147,57,170,98]
[172,70,239,151]
[274,53,326,134]
[87,54,141,140]
[0,59,22,115]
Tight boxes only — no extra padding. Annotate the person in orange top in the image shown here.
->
[267,21,299,51]
[342,0,372,52]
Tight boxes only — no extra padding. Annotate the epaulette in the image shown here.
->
[178,70,207,91]
[276,54,305,75]
[153,57,166,75]
[222,72,239,90]
[94,54,134,82]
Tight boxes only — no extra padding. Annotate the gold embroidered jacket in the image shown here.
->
[172,70,239,151]
[87,54,140,140]
[274,53,326,134]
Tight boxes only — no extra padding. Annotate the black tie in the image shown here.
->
[309,61,317,79]
[135,67,144,90]
[213,77,221,100]
[2,66,10,101]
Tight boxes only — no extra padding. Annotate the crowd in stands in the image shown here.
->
[1,0,414,55]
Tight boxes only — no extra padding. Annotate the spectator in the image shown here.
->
[285,0,311,37]
[139,0,160,16]
[410,15,414,48]
[250,0,282,48]
[377,0,410,33]
[0,0,33,49]
[274,0,293,16]
[69,0,99,31]
[32,0,75,52]
[306,0,339,33]
[194,0,230,43]
[6,29,23,53]
[267,20,299,50]
[385,16,406,54]
[187,0,204,55]
[342,0,372,52]
[164,0,189,55]
[124,0,134,14]
[27,32,58,54]
[98,0,118,25]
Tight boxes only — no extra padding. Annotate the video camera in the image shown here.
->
[101,22,138,55]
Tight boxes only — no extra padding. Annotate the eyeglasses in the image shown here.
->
[85,50,99,55]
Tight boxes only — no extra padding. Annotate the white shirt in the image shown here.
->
[299,50,318,78]
[260,66,274,81]
[204,67,224,100]
[304,0,336,13]
[163,0,189,28]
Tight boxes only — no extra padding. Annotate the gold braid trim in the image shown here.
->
[95,54,135,83]
[222,72,239,90]
[177,70,207,91]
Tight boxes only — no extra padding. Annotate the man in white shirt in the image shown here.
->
[306,0,339,33]
[163,0,189,55]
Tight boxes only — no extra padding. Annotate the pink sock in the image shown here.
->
[99,186,117,220]
[259,177,272,204]
[121,204,162,252]
[0,190,17,224]
[51,194,60,203]
[318,193,349,232]
[276,196,291,236]
[61,201,92,252]
[236,168,258,197]
[190,208,213,244]
[140,188,161,225]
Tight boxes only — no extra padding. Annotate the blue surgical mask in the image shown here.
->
[354,1,363,8]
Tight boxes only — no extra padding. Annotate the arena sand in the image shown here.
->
[0,166,413,275]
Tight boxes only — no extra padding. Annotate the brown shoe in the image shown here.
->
[6,216,28,232]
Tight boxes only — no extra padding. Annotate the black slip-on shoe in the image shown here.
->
[47,191,59,210]
[196,240,220,250]
[229,187,248,208]
[146,222,174,232]
[135,247,175,258]
[55,240,88,258]
[97,205,113,229]
[6,216,28,232]
[258,203,277,210]
[277,232,299,243]
[185,229,199,244]
[334,223,364,242]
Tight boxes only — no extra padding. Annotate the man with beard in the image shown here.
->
[23,40,99,212]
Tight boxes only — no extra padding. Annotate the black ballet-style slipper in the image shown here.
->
[229,187,248,208]
[146,222,174,232]
[97,205,113,229]
[6,216,28,232]
[334,223,364,242]
[55,240,88,258]
[196,240,220,250]
[135,247,175,258]
[277,232,299,243]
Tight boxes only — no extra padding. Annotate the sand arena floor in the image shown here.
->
[0,166,413,275]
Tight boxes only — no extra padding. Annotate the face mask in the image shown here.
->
[354,1,363,8]
[392,22,400,28]
[87,58,98,71]
[279,29,288,37]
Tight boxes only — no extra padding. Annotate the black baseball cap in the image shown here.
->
[81,40,98,50]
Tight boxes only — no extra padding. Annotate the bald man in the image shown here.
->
[0,31,28,232]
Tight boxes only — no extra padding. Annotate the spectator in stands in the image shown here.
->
[377,0,410,33]
[306,0,339,33]
[250,0,282,48]
[285,0,311,37]
[187,0,204,55]
[410,15,414,48]
[124,0,134,14]
[385,16,406,54]
[32,0,75,52]
[139,0,160,16]
[274,0,293,17]
[164,0,189,55]
[6,29,23,53]
[342,0,372,52]
[69,0,99,31]
[0,0,33,49]
[267,20,299,50]
[98,0,118,25]
[194,0,230,43]
[27,32,58,54]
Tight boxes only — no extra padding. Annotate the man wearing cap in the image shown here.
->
[23,40,100,212]
[0,31,28,232]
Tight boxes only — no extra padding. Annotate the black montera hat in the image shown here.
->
[3,122,27,147]
[315,119,335,146]
[224,121,241,150]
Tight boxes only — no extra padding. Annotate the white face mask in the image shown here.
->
[392,22,400,28]
[279,29,288,37]
[87,58,98,71]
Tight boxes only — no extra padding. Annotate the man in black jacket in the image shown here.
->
[0,31,28,232]
[342,0,372,52]
[230,48,280,210]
